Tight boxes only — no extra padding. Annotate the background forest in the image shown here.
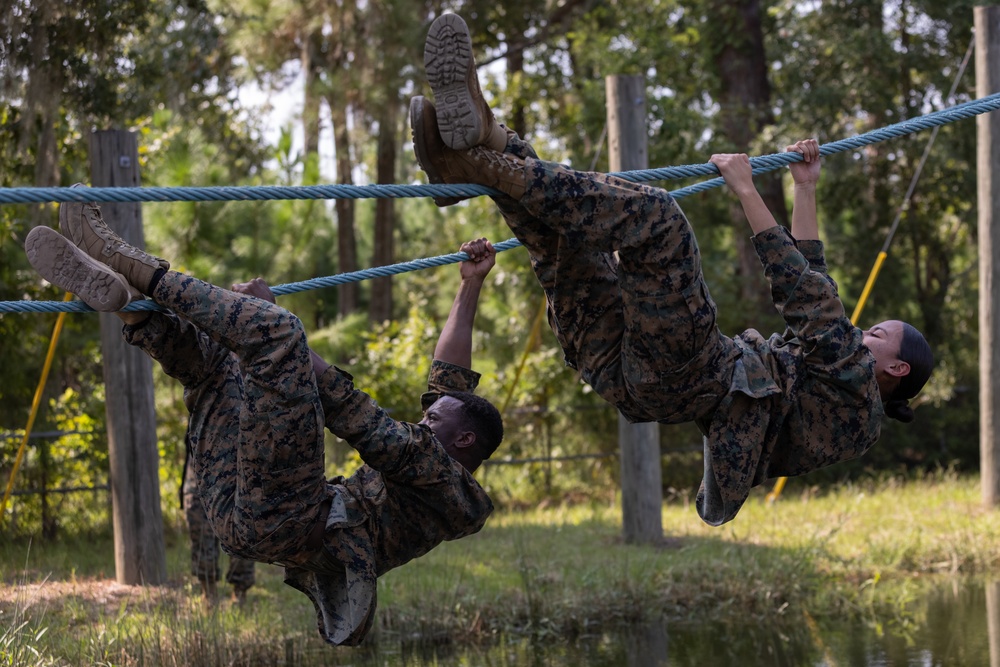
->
[0,0,983,537]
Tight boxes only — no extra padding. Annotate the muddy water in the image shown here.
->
[308,578,996,666]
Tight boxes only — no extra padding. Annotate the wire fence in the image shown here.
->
[1,406,705,538]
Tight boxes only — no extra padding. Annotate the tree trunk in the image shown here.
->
[302,31,322,160]
[369,98,398,324]
[706,0,786,327]
[326,0,362,319]
[507,42,526,140]
[330,97,360,318]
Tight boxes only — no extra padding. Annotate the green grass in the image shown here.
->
[1,472,998,666]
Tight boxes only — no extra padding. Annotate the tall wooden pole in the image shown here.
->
[606,74,664,545]
[989,580,1000,667]
[89,130,167,584]
[978,7,1000,509]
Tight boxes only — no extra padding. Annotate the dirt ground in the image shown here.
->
[0,577,188,619]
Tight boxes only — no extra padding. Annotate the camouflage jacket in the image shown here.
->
[283,360,493,645]
[696,226,883,526]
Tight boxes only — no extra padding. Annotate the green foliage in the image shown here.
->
[0,0,990,542]
[2,389,110,539]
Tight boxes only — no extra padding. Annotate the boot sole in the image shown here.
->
[25,226,132,311]
[424,14,481,151]
[409,96,462,207]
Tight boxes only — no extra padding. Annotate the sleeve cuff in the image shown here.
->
[422,360,482,411]
[795,239,827,272]
[751,225,805,270]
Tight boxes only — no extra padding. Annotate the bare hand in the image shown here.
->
[232,277,276,304]
[786,139,821,187]
[710,153,755,196]
[459,238,496,281]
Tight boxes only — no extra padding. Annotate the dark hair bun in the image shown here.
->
[885,399,915,423]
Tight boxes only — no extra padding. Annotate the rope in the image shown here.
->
[1,92,998,206]
[2,91,998,315]
[0,238,527,313]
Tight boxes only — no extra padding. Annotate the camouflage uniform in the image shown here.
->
[497,135,883,526]
[182,448,255,593]
[123,272,492,645]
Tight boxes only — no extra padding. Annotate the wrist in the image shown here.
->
[793,182,817,192]
[460,275,486,287]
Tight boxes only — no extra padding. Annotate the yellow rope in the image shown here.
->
[1,292,73,524]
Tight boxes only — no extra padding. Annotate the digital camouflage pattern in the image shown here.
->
[124,273,492,646]
[182,452,255,592]
[496,136,883,526]
[126,273,330,565]
[285,359,492,645]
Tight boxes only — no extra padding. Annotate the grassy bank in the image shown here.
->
[1,471,998,666]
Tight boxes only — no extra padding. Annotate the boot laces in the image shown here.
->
[471,147,518,174]
[83,204,157,263]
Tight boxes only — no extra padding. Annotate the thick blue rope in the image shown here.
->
[3,238,528,313]
[3,92,998,314]
[2,92,999,206]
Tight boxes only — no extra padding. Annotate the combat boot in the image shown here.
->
[410,96,526,201]
[410,96,466,207]
[424,13,508,152]
[25,226,142,311]
[59,186,169,295]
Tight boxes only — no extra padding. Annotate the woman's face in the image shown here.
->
[862,319,907,378]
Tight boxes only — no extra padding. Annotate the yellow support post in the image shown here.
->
[1,292,74,523]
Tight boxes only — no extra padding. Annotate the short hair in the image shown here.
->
[446,391,504,462]
[885,322,934,423]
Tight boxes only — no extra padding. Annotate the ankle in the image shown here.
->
[117,311,152,326]
[469,147,526,200]
[483,116,510,153]
[147,268,167,296]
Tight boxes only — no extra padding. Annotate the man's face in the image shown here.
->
[419,395,470,457]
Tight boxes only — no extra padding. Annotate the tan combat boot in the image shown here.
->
[59,186,169,295]
[410,96,526,201]
[424,13,508,153]
[25,226,142,311]
[410,96,466,207]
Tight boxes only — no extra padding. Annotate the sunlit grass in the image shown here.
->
[1,472,998,665]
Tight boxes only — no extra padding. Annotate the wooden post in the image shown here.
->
[89,130,167,584]
[606,74,664,545]
[978,7,1000,509]
[989,579,1000,667]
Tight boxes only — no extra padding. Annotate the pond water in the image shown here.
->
[311,578,996,666]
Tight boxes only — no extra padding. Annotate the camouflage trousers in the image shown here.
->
[182,452,256,589]
[124,273,330,565]
[497,137,739,424]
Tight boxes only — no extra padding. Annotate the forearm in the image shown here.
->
[734,187,780,236]
[433,277,485,368]
[791,183,819,241]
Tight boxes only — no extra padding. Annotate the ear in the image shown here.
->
[887,360,911,378]
[453,430,477,450]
